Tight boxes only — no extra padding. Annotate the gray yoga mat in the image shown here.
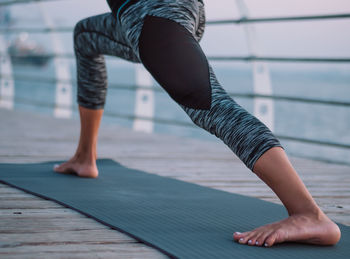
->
[0,159,349,258]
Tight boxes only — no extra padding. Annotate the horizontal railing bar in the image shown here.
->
[0,27,73,33]
[209,56,350,63]
[2,74,350,107]
[0,53,75,58]
[105,112,350,149]
[2,53,350,63]
[0,95,194,127]
[0,14,349,30]
[0,0,63,7]
[1,73,163,91]
[104,111,194,128]
[227,93,350,107]
[206,13,350,25]
[276,135,350,149]
[2,95,349,149]
[0,73,160,91]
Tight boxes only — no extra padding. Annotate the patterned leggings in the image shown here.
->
[74,0,284,172]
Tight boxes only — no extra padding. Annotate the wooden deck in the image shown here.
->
[0,108,349,258]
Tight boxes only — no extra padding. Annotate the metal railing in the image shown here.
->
[2,73,350,108]
[1,0,350,164]
[2,94,350,151]
[0,0,61,6]
[206,13,350,24]
[1,52,350,63]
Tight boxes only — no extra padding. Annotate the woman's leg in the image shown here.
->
[54,106,102,178]
[56,1,341,247]
[233,147,341,247]
[135,8,341,247]
[54,13,141,178]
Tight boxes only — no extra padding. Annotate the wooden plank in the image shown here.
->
[0,208,82,217]
[1,253,164,259]
[0,218,109,234]
[0,199,62,210]
[0,243,166,258]
[0,229,137,244]
[0,109,349,258]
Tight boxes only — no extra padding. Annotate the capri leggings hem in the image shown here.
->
[77,100,106,110]
[249,143,285,172]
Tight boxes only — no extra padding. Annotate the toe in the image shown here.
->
[245,232,259,246]
[255,231,272,247]
[238,237,247,244]
[233,231,248,241]
[255,236,264,246]
[264,232,279,247]
[247,239,255,246]
[53,162,74,174]
[233,232,242,241]
[53,163,64,172]
[247,236,258,246]
[237,235,249,244]
[238,232,257,245]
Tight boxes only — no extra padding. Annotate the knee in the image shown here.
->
[174,83,211,110]
[73,19,87,48]
[138,15,211,110]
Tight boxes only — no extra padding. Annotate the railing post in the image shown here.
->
[0,35,14,109]
[133,64,154,133]
[38,2,72,118]
[235,0,275,132]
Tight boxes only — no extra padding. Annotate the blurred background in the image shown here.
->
[0,0,349,165]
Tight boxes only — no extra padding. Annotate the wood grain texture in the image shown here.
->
[0,109,349,258]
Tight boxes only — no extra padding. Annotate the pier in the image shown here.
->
[0,108,349,258]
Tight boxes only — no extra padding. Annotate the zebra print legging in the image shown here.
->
[74,0,284,172]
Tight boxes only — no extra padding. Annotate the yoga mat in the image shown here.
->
[0,159,349,258]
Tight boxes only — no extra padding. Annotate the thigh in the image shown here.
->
[119,0,203,61]
[137,14,211,110]
[74,12,140,63]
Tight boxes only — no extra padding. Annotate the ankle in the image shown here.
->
[289,205,326,220]
[74,150,97,163]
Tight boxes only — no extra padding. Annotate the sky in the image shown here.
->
[6,0,350,68]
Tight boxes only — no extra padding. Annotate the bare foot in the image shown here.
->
[233,211,341,247]
[53,156,98,178]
